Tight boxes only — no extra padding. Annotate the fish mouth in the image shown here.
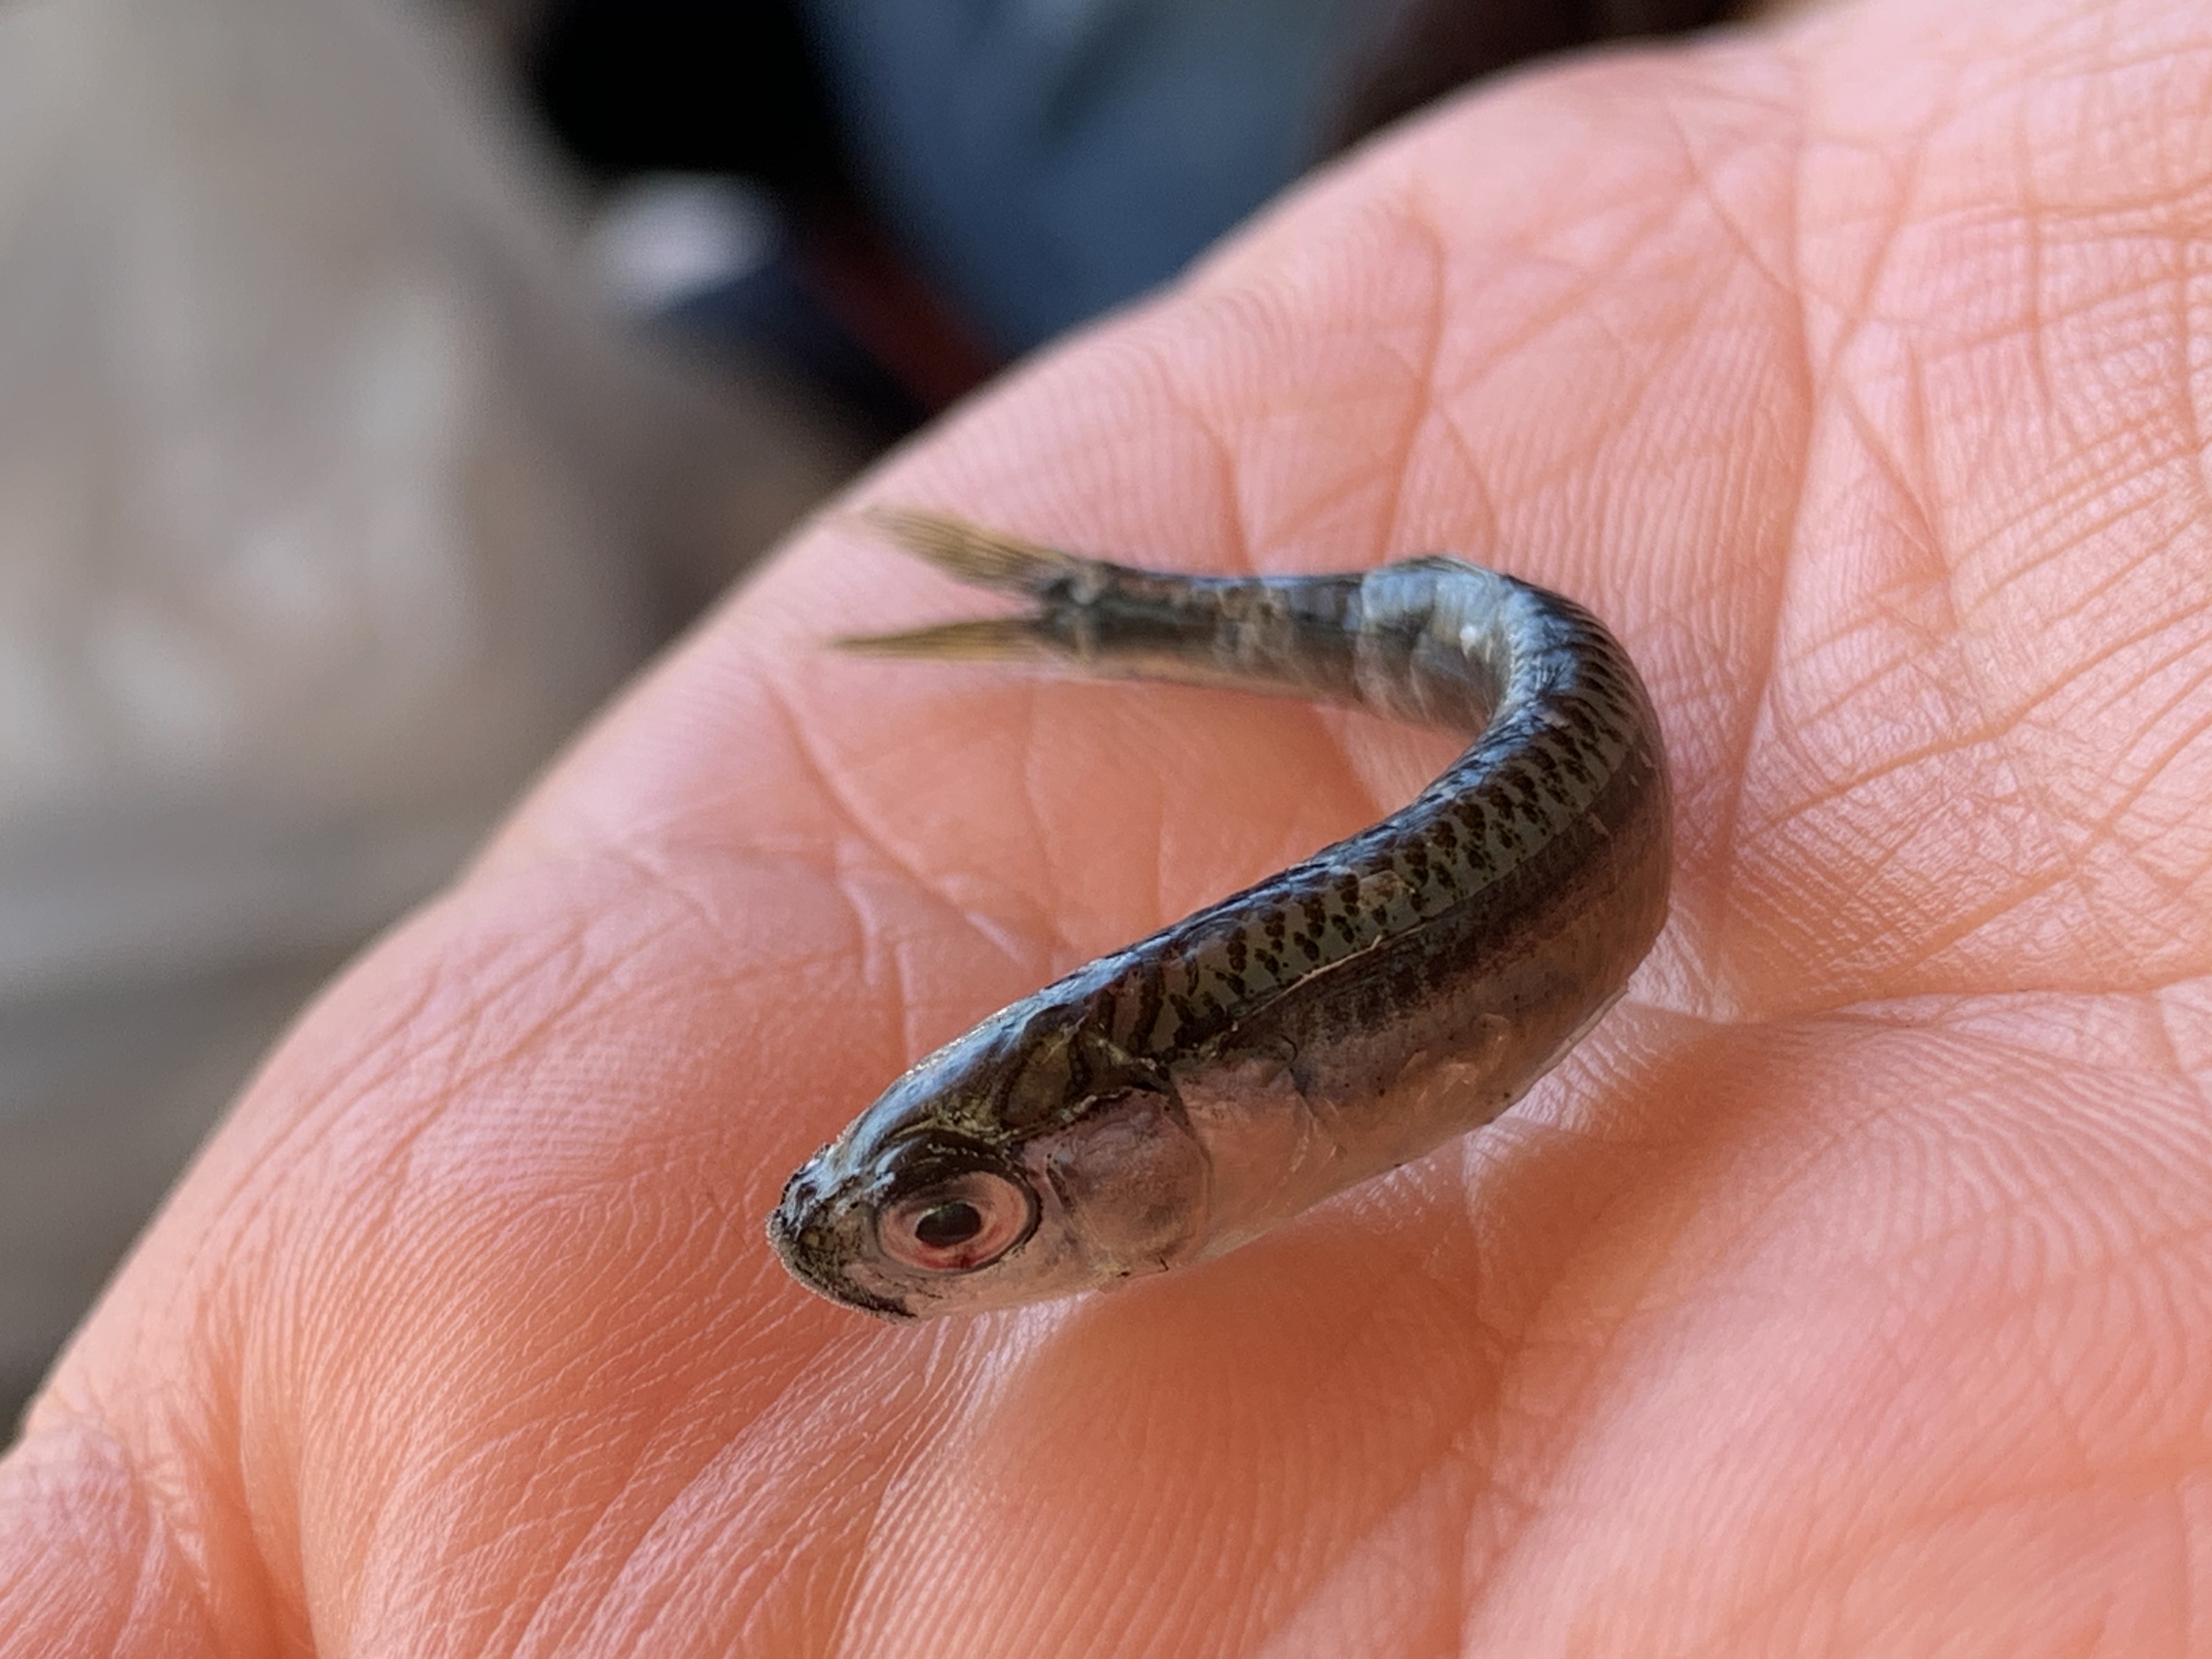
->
[766,1183,917,1322]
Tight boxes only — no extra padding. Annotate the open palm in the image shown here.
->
[8,0,2211,1652]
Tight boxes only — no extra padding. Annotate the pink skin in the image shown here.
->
[8,0,2212,1652]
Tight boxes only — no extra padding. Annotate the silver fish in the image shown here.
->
[770,510,1671,1319]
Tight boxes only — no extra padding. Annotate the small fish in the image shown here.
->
[770,510,1671,1319]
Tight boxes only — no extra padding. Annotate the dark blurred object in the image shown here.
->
[525,0,850,199]
[520,0,1733,393]
[590,174,996,447]
[526,0,998,441]
[795,0,1354,357]
[1329,0,1736,148]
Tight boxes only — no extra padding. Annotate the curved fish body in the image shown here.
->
[770,511,1672,1319]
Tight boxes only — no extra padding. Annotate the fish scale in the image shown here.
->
[769,510,1673,1320]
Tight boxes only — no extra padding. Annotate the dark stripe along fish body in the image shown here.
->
[770,511,1671,1319]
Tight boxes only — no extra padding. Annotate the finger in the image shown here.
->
[0,1421,251,1659]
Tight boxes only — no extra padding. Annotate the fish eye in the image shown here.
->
[879,1169,1035,1273]
[914,1201,982,1246]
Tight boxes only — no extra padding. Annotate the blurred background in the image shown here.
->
[0,0,1730,1431]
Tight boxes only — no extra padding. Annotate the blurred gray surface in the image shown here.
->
[0,953,351,1427]
[0,0,860,1436]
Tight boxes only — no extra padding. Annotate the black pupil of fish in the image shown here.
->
[913,1200,984,1249]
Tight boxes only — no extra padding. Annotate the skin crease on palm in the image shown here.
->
[7,0,2212,1650]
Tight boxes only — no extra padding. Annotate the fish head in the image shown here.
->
[769,1001,1211,1319]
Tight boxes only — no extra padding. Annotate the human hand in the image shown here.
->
[8,0,2210,1651]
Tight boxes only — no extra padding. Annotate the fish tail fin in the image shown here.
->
[852,506,1092,599]
[832,617,1062,662]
